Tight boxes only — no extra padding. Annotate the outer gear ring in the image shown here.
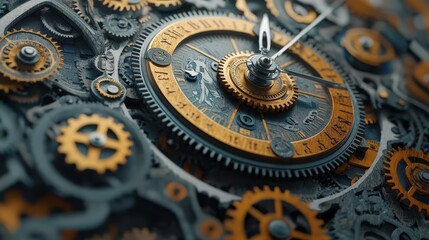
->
[100,0,148,12]
[0,29,63,83]
[224,186,329,240]
[57,114,133,174]
[384,148,429,215]
[147,0,182,7]
[218,51,298,112]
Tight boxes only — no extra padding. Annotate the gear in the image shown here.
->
[0,77,24,93]
[103,15,139,39]
[384,148,429,215]
[184,0,225,10]
[218,52,298,112]
[72,0,92,23]
[235,0,257,20]
[147,0,182,8]
[0,190,72,233]
[41,8,79,39]
[0,102,19,154]
[100,0,148,12]
[0,29,63,83]
[406,61,429,105]
[225,186,329,240]
[364,103,377,125]
[122,228,156,240]
[8,85,42,104]
[57,114,133,174]
[94,77,126,99]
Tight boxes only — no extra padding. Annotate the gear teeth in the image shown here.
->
[56,114,133,174]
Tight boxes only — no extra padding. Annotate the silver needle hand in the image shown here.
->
[281,68,347,89]
[271,0,345,60]
[259,14,271,54]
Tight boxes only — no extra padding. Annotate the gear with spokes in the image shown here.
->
[147,0,182,8]
[57,114,133,174]
[384,148,429,215]
[224,186,329,240]
[218,51,298,113]
[0,29,63,83]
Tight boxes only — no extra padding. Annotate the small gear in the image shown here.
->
[40,8,79,39]
[235,0,257,20]
[122,228,157,240]
[218,52,298,112]
[100,0,148,12]
[384,148,429,215]
[147,0,182,8]
[8,85,42,104]
[103,15,139,39]
[364,103,377,125]
[224,186,329,240]
[406,61,429,105]
[57,114,133,174]
[184,0,225,10]
[0,29,63,83]
[94,77,126,99]
[0,77,24,93]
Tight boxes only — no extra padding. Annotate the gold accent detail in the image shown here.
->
[227,102,241,129]
[0,77,24,93]
[260,112,271,141]
[57,114,133,174]
[378,90,389,99]
[100,0,148,11]
[236,0,258,20]
[384,148,429,215]
[224,186,329,240]
[230,37,239,52]
[407,61,429,105]
[265,0,280,17]
[199,219,224,239]
[146,16,355,160]
[166,182,188,202]
[284,0,317,24]
[186,44,220,62]
[147,0,181,7]
[348,140,379,169]
[280,60,295,68]
[342,28,395,67]
[0,29,63,83]
[122,228,157,240]
[364,104,377,125]
[218,51,298,112]
[297,90,326,99]
[95,77,125,99]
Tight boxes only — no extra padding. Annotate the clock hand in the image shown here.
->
[280,68,347,89]
[271,0,345,60]
[259,13,272,54]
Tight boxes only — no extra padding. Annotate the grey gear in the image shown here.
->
[72,0,91,23]
[184,0,225,10]
[41,8,79,39]
[103,15,138,39]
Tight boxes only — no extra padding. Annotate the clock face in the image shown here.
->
[0,0,428,239]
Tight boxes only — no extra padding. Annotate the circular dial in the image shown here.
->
[133,14,364,176]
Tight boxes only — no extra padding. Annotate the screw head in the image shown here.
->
[268,220,291,239]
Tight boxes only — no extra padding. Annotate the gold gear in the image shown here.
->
[266,0,317,24]
[95,77,125,99]
[218,52,298,112]
[384,148,429,215]
[224,186,329,240]
[0,190,74,238]
[364,104,377,125]
[8,85,42,104]
[342,28,395,67]
[122,228,157,240]
[147,0,182,7]
[0,29,63,83]
[0,77,24,93]
[236,0,257,21]
[406,61,429,105]
[100,0,148,11]
[57,114,133,174]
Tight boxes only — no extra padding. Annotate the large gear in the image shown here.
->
[57,114,133,174]
[100,0,148,12]
[384,148,429,215]
[41,8,79,39]
[224,186,329,240]
[218,51,298,112]
[103,15,139,39]
[0,29,63,83]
